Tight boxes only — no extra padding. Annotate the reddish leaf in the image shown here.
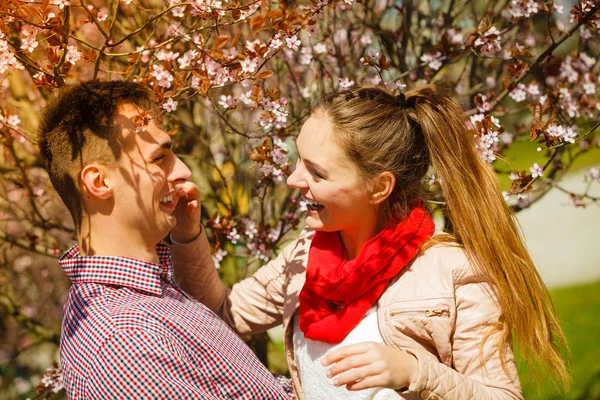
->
[213,35,230,50]
[255,70,274,79]
[250,15,265,33]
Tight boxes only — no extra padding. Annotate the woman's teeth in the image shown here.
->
[160,194,174,204]
[305,197,324,210]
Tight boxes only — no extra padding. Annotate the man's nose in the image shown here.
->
[170,156,192,184]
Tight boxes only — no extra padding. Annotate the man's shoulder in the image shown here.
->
[62,282,171,335]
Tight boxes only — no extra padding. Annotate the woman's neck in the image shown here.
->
[339,213,387,260]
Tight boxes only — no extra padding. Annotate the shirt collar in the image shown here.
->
[59,243,173,296]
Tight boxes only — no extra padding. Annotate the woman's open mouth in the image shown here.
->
[304,197,324,212]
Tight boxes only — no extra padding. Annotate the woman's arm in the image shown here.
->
[170,229,309,335]
[401,268,523,400]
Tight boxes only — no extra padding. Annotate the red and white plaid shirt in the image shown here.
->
[59,243,294,399]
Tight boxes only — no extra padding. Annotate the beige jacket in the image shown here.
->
[170,230,522,400]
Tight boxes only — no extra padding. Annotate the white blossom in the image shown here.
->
[529,163,544,178]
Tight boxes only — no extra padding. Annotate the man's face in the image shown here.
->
[109,104,191,244]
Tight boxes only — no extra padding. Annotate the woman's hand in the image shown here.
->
[171,182,202,243]
[322,342,418,391]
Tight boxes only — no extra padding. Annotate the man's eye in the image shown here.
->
[153,154,166,162]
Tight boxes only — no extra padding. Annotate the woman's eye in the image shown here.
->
[310,170,323,180]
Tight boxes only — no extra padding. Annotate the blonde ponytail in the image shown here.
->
[406,84,570,389]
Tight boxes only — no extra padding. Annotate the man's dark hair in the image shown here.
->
[38,80,156,230]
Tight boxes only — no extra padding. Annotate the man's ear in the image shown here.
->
[81,164,112,200]
[370,171,395,205]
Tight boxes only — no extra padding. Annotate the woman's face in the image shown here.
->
[287,112,377,233]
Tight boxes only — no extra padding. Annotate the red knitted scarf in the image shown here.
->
[298,206,434,343]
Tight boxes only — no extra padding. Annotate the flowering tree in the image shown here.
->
[0,0,599,396]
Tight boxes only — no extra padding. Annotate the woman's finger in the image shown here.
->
[345,375,385,391]
[331,362,383,387]
[323,342,377,366]
[327,353,378,378]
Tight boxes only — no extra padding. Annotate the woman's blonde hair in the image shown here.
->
[313,84,569,389]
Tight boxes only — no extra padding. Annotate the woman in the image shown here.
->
[170,85,569,399]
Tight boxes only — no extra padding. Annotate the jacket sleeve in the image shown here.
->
[403,264,523,400]
[169,228,308,335]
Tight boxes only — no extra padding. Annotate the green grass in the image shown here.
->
[517,280,600,400]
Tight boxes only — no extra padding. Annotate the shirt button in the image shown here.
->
[420,390,431,399]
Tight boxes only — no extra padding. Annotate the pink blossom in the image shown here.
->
[580,53,596,70]
[420,51,445,70]
[240,57,259,73]
[313,42,327,54]
[583,81,596,95]
[227,228,240,244]
[529,163,544,178]
[526,83,540,98]
[244,219,258,239]
[286,35,301,51]
[299,47,313,65]
[270,34,283,50]
[212,248,227,269]
[338,77,355,90]
[162,98,178,112]
[509,83,527,102]
[359,34,373,46]
[178,50,197,69]
[156,49,180,62]
[239,90,257,107]
[65,45,81,64]
[509,0,540,19]
[245,39,265,53]
[20,28,39,53]
[20,36,38,53]
[97,10,108,21]
[475,27,501,57]
[238,3,258,20]
[222,47,238,60]
[150,64,174,88]
[218,94,236,109]
[41,365,64,393]
[587,167,600,182]
[56,0,70,9]
[559,56,579,83]
[501,132,514,145]
[447,28,464,46]
[7,115,21,128]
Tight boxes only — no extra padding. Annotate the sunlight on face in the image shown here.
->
[110,105,191,243]
[287,112,376,234]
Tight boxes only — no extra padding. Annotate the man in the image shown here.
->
[39,80,294,399]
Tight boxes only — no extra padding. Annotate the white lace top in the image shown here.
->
[293,306,401,399]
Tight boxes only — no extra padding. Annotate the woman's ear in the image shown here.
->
[370,171,395,205]
[81,164,112,200]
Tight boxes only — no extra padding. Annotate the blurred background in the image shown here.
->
[0,0,598,398]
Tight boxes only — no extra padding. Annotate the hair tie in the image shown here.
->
[396,92,407,108]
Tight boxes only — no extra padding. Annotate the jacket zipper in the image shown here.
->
[390,308,450,317]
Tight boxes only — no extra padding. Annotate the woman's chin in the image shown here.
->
[304,215,325,230]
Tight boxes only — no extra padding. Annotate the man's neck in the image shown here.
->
[78,220,161,264]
